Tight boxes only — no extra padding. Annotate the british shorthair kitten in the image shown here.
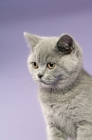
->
[24,32,92,140]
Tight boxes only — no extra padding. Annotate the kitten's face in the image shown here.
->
[24,33,82,89]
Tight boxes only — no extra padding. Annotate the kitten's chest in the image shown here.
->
[44,102,76,137]
[39,90,78,137]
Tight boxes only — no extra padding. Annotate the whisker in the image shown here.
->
[12,76,34,94]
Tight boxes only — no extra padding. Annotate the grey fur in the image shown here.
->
[24,32,92,140]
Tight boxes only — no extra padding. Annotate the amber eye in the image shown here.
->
[47,63,56,69]
[31,62,38,69]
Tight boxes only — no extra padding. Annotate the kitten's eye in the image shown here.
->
[47,63,56,69]
[31,62,38,69]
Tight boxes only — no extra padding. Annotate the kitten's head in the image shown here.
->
[24,32,83,90]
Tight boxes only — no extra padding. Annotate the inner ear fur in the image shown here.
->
[56,34,74,54]
[24,32,40,48]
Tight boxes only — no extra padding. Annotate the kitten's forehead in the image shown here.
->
[33,37,59,64]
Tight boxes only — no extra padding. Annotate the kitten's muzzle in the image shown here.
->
[38,74,43,79]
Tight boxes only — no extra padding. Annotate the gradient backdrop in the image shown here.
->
[0,0,92,140]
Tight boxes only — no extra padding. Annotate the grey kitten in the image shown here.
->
[24,32,92,140]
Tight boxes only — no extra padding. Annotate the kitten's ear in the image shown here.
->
[24,32,40,49]
[56,34,74,54]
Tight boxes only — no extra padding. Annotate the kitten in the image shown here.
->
[24,32,92,140]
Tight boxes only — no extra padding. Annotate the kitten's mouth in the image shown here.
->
[40,80,55,87]
[41,80,50,85]
[41,82,52,87]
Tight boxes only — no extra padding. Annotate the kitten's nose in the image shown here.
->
[38,74,43,79]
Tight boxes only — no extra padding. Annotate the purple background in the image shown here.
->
[0,0,92,140]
